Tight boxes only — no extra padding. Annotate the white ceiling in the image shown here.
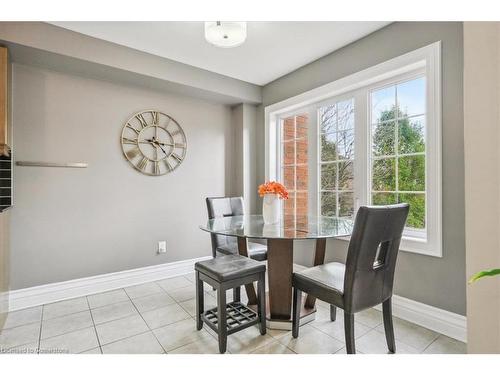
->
[49,21,391,86]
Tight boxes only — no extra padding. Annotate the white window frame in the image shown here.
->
[265,42,442,257]
[315,94,358,219]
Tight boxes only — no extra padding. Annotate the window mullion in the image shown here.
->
[308,105,319,217]
[395,85,399,202]
[293,116,297,220]
[354,90,368,212]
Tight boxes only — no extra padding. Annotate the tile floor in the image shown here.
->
[0,273,467,354]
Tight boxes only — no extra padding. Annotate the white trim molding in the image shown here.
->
[373,295,467,343]
[265,42,442,257]
[8,256,211,312]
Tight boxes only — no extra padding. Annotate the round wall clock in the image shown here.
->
[121,110,187,176]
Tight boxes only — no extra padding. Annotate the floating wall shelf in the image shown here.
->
[15,161,88,168]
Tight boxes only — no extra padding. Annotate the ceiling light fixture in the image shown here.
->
[204,21,247,48]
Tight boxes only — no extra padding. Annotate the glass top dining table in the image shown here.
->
[199,214,355,330]
[200,214,354,240]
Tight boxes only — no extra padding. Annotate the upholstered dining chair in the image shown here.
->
[292,203,410,354]
[205,197,267,261]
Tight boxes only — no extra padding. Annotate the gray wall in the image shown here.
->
[230,103,259,214]
[10,63,233,289]
[258,22,466,315]
[0,210,9,328]
[230,105,244,198]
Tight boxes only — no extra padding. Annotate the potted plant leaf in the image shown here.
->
[469,268,500,283]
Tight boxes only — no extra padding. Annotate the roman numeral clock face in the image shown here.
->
[121,110,187,176]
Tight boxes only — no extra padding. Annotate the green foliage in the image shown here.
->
[372,193,397,205]
[373,121,395,156]
[469,269,500,284]
[321,134,337,162]
[319,102,426,227]
[399,155,425,191]
[399,193,425,228]
[372,105,426,229]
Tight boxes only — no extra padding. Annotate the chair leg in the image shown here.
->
[217,288,227,354]
[195,271,204,330]
[344,312,356,354]
[257,273,266,335]
[211,250,217,291]
[382,297,396,353]
[330,305,337,321]
[233,286,241,303]
[292,287,302,338]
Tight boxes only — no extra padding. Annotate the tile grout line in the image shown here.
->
[3,276,463,355]
[37,307,133,343]
[251,340,299,354]
[40,296,90,323]
[284,323,346,353]
[310,309,418,353]
[155,277,194,294]
[37,305,44,354]
[310,310,377,343]
[88,298,195,351]
[125,281,174,300]
[36,297,144,343]
[89,291,178,328]
[165,326,231,354]
[122,286,167,354]
[98,329,163,352]
[85,295,103,354]
[419,333,441,353]
[90,308,192,348]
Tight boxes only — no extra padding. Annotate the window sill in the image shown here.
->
[331,235,442,258]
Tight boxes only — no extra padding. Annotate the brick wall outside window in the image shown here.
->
[281,114,308,227]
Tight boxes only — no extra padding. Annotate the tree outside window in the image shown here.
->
[371,77,426,229]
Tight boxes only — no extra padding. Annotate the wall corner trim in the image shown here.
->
[8,256,211,312]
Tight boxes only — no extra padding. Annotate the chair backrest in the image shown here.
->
[205,197,245,253]
[343,204,409,313]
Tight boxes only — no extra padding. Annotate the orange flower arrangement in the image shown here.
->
[258,181,289,200]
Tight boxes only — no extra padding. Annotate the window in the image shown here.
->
[266,42,441,256]
[370,77,426,234]
[319,99,355,218]
[280,114,309,224]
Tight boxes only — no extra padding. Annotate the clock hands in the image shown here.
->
[154,127,159,160]
[143,137,172,146]
[156,143,168,156]
[150,139,175,147]
[144,137,169,156]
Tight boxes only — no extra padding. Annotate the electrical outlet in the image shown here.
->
[158,241,167,254]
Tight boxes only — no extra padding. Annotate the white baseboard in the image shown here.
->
[373,295,467,343]
[8,258,467,343]
[8,256,211,312]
